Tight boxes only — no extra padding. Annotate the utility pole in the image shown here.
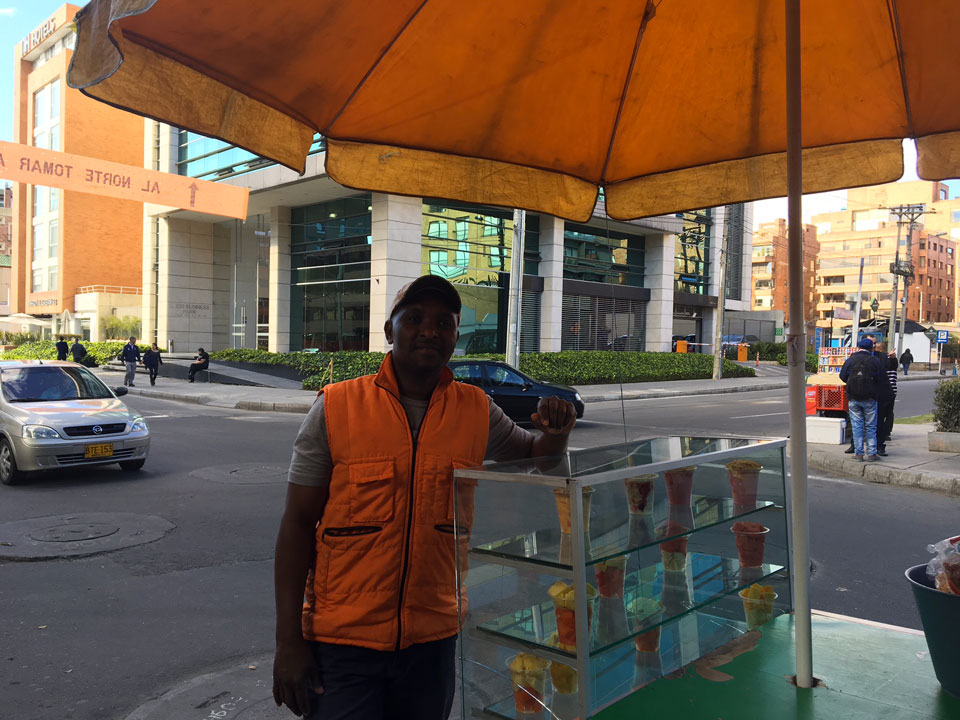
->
[504,209,526,369]
[888,204,926,358]
[711,210,730,381]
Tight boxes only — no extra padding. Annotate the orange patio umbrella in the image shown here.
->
[67,0,960,692]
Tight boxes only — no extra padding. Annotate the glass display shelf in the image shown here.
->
[474,605,783,720]
[474,553,784,657]
[469,496,776,574]
[456,435,785,484]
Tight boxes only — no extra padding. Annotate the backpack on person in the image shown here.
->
[846,353,874,400]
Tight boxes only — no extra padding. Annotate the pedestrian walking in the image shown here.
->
[119,336,141,387]
[272,275,577,720]
[55,336,69,361]
[840,336,884,462]
[70,339,87,363]
[143,343,163,386]
[900,348,913,375]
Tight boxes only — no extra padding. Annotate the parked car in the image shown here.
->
[448,360,584,422]
[0,361,150,485]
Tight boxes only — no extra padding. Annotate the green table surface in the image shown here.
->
[597,612,960,720]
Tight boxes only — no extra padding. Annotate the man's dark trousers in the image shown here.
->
[878,398,895,447]
[304,636,456,720]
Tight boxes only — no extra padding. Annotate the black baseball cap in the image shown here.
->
[389,275,462,318]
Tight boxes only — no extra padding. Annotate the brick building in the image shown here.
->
[751,218,819,337]
[0,185,11,255]
[11,5,144,339]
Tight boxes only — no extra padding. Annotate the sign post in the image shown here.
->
[937,330,949,375]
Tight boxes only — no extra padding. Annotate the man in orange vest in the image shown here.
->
[273,275,576,720]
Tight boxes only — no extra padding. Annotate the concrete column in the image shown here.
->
[230,217,262,349]
[268,206,291,353]
[369,193,423,352]
[211,222,233,349]
[644,233,675,352]
[538,215,565,352]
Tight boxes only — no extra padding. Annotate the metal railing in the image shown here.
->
[75,285,143,295]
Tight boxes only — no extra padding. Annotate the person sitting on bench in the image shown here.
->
[187,348,210,383]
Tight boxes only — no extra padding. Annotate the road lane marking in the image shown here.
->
[729,411,790,419]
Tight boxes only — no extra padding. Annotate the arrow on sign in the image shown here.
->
[188,182,199,208]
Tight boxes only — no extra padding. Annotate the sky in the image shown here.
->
[1,0,958,222]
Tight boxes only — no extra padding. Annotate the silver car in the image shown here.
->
[0,361,150,485]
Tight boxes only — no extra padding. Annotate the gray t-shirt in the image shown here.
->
[288,394,534,488]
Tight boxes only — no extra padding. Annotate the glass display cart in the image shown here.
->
[453,435,791,719]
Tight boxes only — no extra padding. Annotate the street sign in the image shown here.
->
[937,331,949,344]
[924,327,938,342]
[814,327,822,351]
[774,327,783,336]
[0,141,249,219]
[871,298,879,313]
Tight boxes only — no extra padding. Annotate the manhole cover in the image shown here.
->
[229,466,286,481]
[29,522,120,543]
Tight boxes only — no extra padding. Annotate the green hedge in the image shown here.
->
[0,341,152,367]
[777,351,819,373]
[206,349,755,390]
[934,379,960,433]
[749,341,786,361]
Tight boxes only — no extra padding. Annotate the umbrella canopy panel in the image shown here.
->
[69,0,960,220]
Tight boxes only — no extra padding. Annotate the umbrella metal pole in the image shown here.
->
[786,0,814,689]
[505,209,526,368]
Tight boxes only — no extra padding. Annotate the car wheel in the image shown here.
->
[0,439,23,486]
[118,459,146,472]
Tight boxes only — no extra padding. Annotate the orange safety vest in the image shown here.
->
[302,353,488,651]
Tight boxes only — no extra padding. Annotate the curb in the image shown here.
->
[581,381,789,403]
[808,450,960,496]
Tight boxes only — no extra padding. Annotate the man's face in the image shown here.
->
[384,297,459,374]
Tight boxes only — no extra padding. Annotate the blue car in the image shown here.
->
[448,360,584,422]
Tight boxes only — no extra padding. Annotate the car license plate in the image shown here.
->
[84,443,114,459]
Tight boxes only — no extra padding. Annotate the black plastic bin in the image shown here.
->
[906,564,960,698]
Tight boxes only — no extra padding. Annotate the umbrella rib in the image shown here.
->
[885,0,916,139]
[323,0,431,136]
[599,0,658,186]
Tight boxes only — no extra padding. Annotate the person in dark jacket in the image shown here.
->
[120,337,142,386]
[55,336,69,361]
[187,348,210,383]
[70,339,87,362]
[874,342,897,456]
[900,348,913,375]
[143,343,163,386]
[839,337,884,461]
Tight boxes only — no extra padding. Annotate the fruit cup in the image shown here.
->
[731,521,769,568]
[554,486,595,535]
[549,581,598,647]
[663,467,696,505]
[508,653,549,714]
[657,520,689,572]
[726,459,763,506]
[624,474,657,515]
[626,597,664,653]
[739,584,778,629]
[594,555,628,598]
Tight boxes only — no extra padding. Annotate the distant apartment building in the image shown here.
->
[751,219,819,336]
[813,181,958,340]
[11,4,145,339]
[0,185,11,255]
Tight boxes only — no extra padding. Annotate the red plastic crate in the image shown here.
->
[816,385,847,412]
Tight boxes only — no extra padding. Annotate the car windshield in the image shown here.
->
[1,366,115,402]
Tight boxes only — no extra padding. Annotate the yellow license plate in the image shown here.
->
[84,443,114,459]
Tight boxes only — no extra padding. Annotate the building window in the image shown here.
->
[455,219,469,241]
[48,221,58,259]
[427,220,446,239]
[481,216,499,236]
[177,128,325,180]
[32,268,43,293]
[48,188,58,213]
[489,246,502,268]
[565,223,644,287]
[47,266,57,291]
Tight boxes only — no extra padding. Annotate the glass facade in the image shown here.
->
[421,202,540,355]
[177,131,326,180]
[290,195,372,351]
[563,223,644,286]
[674,209,713,294]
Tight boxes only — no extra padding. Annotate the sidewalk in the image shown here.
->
[808,422,960,496]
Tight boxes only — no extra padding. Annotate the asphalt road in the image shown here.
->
[0,385,953,719]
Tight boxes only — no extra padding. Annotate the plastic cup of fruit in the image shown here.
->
[594,555,628,598]
[626,597,664,653]
[507,653,549,714]
[625,474,657,515]
[731,521,769,568]
[739,586,778,629]
[549,581,599,647]
[658,521,689,572]
[663,467,695,506]
[726,459,763,506]
[554,485,595,534]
